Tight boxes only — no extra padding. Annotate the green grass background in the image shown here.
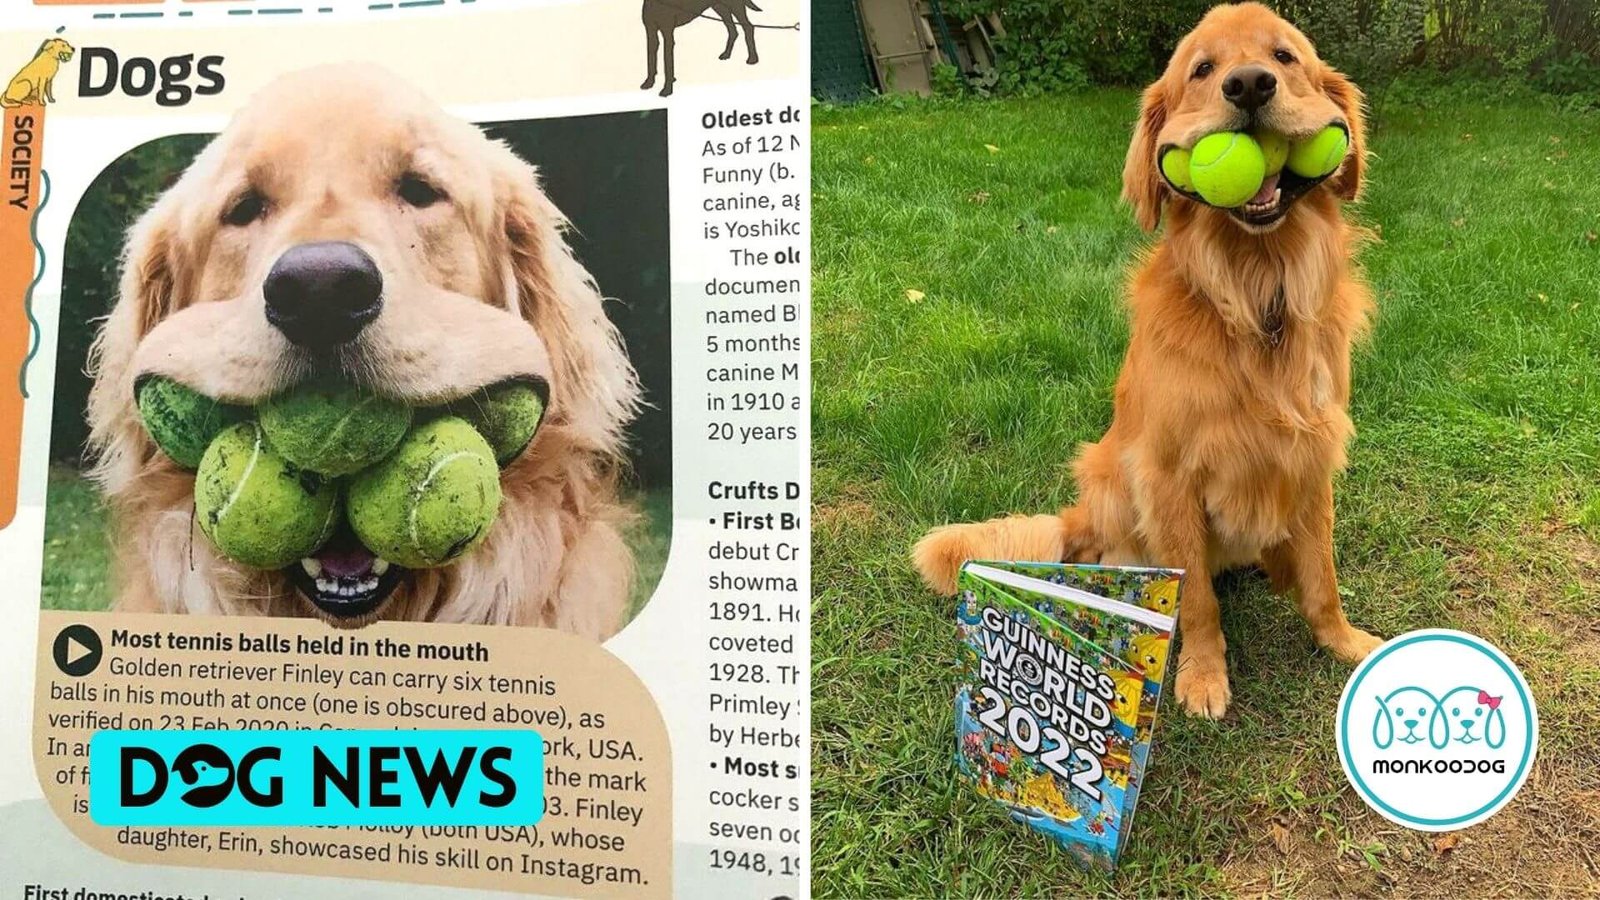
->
[42,465,671,620]
[813,84,1600,897]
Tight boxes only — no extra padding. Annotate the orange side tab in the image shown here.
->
[0,104,45,530]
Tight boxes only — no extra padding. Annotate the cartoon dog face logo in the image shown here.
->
[1373,686,1444,749]
[1373,685,1508,750]
[170,743,235,807]
[1439,686,1506,749]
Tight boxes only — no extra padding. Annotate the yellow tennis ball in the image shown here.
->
[1254,130,1289,176]
[1159,147,1193,191]
[1286,126,1349,178]
[1188,132,1266,208]
[447,381,546,465]
[137,377,246,469]
[195,422,340,570]
[346,417,502,569]
[259,383,412,477]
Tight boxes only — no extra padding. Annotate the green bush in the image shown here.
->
[937,0,1599,96]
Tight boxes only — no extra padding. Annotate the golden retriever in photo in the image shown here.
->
[87,65,641,639]
[914,3,1382,718]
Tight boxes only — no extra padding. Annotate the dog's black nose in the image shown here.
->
[1223,65,1277,111]
[263,241,383,348]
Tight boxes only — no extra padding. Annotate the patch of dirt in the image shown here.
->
[1219,516,1600,897]
[1221,757,1600,897]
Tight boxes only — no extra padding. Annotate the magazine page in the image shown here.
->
[0,2,807,898]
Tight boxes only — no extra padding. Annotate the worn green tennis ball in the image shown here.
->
[1188,132,1266,208]
[1286,126,1349,178]
[1159,147,1193,191]
[1255,130,1290,176]
[195,422,339,570]
[258,384,412,477]
[136,377,246,469]
[346,416,502,569]
[449,382,546,465]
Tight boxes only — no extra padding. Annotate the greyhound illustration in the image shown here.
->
[640,0,761,98]
[2,38,75,108]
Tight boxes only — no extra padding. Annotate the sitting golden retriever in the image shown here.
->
[2,37,74,107]
[87,65,640,639]
[914,3,1382,718]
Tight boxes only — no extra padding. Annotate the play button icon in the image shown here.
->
[53,624,102,677]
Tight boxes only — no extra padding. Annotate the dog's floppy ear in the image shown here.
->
[1427,697,1451,749]
[495,150,640,459]
[86,193,189,490]
[1121,80,1171,232]
[1485,706,1506,749]
[1321,67,1367,201]
[1371,696,1394,750]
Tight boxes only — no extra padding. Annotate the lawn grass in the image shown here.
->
[41,463,673,618]
[812,84,1600,897]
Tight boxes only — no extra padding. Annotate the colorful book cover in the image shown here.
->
[955,560,1182,872]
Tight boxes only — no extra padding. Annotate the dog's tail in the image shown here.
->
[912,505,1098,596]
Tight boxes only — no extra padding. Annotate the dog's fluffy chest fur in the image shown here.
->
[1119,221,1370,568]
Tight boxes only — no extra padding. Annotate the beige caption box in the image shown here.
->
[35,611,671,898]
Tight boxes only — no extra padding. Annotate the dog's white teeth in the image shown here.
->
[358,577,379,593]
[372,558,391,576]
[301,558,323,578]
[315,576,337,593]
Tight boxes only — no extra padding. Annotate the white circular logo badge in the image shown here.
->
[1336,628,1538,831]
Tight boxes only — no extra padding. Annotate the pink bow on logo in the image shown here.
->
[1477,690,1502,710]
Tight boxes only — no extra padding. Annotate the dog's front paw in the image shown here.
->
[640,77,656,90]
[1321,626,1384,664]
[1175,652,1231,719]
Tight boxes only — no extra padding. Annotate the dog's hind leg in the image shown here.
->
[717,8,738,60]
[641,25,660,90]
[660,28,677,97]
[733,4,759,64]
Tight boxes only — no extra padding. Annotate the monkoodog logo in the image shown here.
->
[1337,629,1538,831]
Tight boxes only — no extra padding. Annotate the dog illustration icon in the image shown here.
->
[1439,686,1506,748]
[171,743,235,807]
[1373,686,1445,749]
[2,37,74,108]
[640,0,761,97]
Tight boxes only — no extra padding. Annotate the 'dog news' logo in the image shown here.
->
[1337,629,1538,831]
[89,730,544,826]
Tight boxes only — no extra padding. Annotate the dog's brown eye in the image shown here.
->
[1192,61,1214,79]
[397,173,445,208]
[1274,49,1296,64]
[222,190,265,226]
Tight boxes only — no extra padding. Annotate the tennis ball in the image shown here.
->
[258,383,412,477]
[136,377,246,469]
[1159,147,1193,191]
[1254,130,1290,176]
[1188,132,1266,208]
[346,416,502,569]
[449,382,546,465]
[195,422,340,570]
[1286,126,1349,178]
